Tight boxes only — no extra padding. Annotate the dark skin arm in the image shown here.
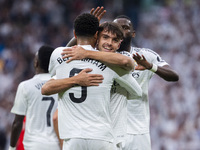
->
[155,65,179,81]
[133,53,179,82]
[10,115,25,147]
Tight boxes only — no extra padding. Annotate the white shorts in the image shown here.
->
[122,133,151,150]
[23,141,60,150]
[63,138,116,150]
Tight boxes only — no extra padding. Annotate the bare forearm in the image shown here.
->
[10,120,23,147]
[42,78,77,95]
[86,51,135,70]
[155,65,179,82]
[42,69,103,95]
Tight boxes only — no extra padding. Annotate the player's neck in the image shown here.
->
[35,68,45,74]
[77,37,96,48]
[118,40,131,52]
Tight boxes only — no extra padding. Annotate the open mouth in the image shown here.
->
[103,46,112,52]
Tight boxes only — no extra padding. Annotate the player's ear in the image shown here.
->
[73,30,77,39]
[94,31,98,40]
[34,54,39,69]
[132,31,136,38]
[118,44,120,49]
[118,39,123,49]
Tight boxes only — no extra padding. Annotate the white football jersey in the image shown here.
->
[127,47,168,134]
[11,74,59,147]
[110,51,142,144]
[49,45,139,143]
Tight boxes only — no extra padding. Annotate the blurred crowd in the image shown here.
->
[0,0,200,150]
[143,1,200,149]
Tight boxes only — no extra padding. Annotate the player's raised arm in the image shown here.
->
[133,53,179,81]
[90,6,106,22]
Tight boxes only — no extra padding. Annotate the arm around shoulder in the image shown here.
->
[87,51,135,71]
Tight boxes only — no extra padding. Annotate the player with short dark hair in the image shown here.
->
[9,45,60,150]
[74,13,99,37]
[98,22,124,40]
[113,15,179,150]
[37,45,55,72]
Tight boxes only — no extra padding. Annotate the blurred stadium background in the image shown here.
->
[0,0,200,149]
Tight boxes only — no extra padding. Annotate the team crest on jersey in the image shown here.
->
[132,72,140,78]
[132,47,141,52]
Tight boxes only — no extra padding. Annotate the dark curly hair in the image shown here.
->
[74,13,99,37]
[98,22,124,40]
[38,45,54,73]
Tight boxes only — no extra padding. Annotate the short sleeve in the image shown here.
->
[48,50,57,77]
[11,82,27,115]
[48,47,66,77]
[143,48,168,67]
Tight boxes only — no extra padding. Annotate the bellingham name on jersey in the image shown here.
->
[56,56,107,71]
